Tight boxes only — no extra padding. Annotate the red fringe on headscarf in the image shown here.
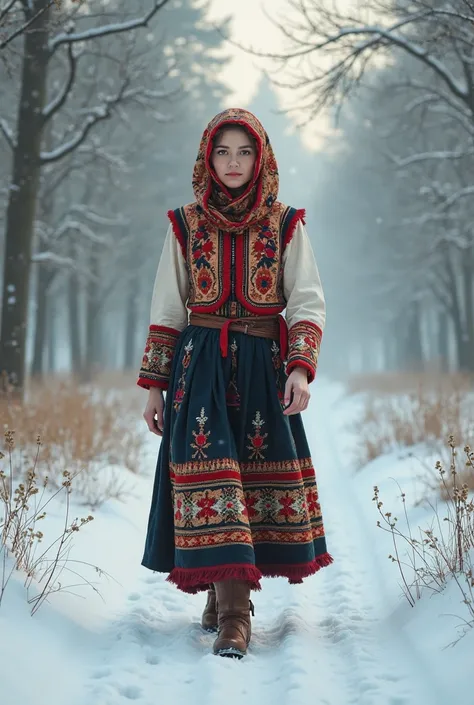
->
[167,209,187,259]
[283,208,306,249]
[166,564,263,594]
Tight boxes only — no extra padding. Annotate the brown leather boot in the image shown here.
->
[201,585,218,632]
[213,580,254,659]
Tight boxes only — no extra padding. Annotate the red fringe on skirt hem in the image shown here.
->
[166,553,333,594]
[166,564,263,594]
[260,552,334,584]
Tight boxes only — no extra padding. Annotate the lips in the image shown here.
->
[226,173,243,176]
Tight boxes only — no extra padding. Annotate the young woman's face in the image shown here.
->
[211,127,257,190]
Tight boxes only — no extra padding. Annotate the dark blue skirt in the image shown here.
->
[141,324,332,593]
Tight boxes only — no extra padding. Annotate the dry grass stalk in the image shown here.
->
[373,438,474,641]
[350,372,474,469]
[0,377,147,506]
[0,430,109,615]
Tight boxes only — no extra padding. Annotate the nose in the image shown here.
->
[228,156,239,167]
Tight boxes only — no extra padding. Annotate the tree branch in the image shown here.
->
[0,0,19,27]
[0,0,56,51]
[42,41,77,123]
[48,0,170,54]
[0,117,15,149]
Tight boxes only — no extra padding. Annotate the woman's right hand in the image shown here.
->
[143,387,165,436]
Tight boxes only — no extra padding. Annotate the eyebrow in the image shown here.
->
[214,144,254,149]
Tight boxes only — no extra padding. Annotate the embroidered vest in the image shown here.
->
[168,202,305,316]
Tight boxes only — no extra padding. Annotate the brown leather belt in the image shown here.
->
[189,312,288,359]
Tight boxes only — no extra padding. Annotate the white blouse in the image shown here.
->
[148,220,326,334]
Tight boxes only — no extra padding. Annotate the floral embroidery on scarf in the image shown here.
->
[247,411,268,460]
[191,108,280,233]
[191,407,212,459]
[173,339,194,412]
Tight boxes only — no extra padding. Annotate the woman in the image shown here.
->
[137,108,332,659]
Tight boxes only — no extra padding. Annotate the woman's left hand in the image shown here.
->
[282,367,310,415]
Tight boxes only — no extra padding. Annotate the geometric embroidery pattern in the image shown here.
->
[138,325,180,390]
[287,320,323,382]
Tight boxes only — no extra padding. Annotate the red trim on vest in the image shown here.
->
[234,234,286,315]
[167,210,186,259]
[187,232,232,314]
[283,208,306,249]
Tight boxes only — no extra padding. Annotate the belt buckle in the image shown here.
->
[244,323,249,334]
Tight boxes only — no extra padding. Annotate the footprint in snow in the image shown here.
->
[117,684,142,700]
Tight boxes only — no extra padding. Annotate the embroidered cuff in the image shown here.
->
[286,320,322,383]
[137,325,180,391]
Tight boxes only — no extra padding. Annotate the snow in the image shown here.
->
[1,379,473,705]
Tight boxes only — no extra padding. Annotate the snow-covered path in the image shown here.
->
[72,380,447,705]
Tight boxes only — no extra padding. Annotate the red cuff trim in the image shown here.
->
[137,377,168,391]
[287,320,322,384]
[286,359,315,383]
[283,208,306,249]
[149,324,180,336]
[167,209,187,259]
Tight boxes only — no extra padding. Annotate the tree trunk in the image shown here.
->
[67,238,82,377]
[405,300,424,371]
[124,272,138,370]
[31,262,50,377]
[437,309,449,372]
[461,248,474,372]
[46,294,56,374]
[0,2,51,396]
[81,245,100,383]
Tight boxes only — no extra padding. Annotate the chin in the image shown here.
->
[223,178,249,190]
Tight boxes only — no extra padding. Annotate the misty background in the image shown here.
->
[1,0,473,393]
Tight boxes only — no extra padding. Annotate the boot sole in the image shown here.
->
[214,646,246,659]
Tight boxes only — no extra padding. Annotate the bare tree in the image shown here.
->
[0,0,170,397]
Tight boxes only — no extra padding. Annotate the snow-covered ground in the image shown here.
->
[1,379,473,705]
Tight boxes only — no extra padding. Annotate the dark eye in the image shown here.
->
[216,149,227,156]
[241,150,252,156]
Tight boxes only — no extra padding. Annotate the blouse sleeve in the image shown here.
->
[137,223,189,391]
[283,220,326,383]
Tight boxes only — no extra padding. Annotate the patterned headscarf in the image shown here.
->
[192,108,280,233]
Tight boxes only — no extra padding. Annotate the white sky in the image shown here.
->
[205,0,333,150]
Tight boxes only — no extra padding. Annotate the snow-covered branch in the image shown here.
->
[0,0,19,27]
[42,42,77,122]
[53,218,112,246]
[391,147,474,168]
[48,0,170,54]
[40,103,114,164]
[0,117,15,149]
[68,204,128,228]
[0,0,56,51]
[31,251,75,267]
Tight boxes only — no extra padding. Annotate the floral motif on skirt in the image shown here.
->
[141,323,333,594]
